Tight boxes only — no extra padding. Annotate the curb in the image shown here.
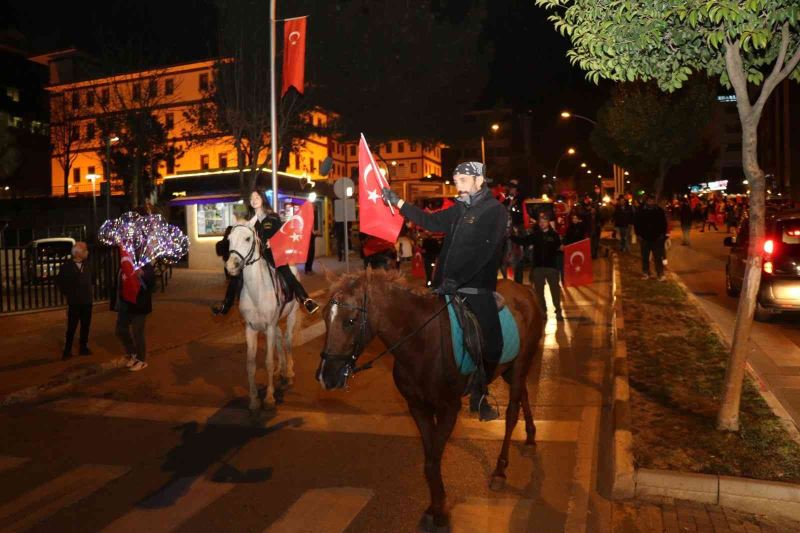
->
[610,255,800,522]
[610,253,636,499]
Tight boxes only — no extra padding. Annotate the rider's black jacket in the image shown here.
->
[253,212,283,265]
[400,187,508,291]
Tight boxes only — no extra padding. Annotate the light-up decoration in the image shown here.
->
[98,211,189,269]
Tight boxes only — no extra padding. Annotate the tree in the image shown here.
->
[590,79,714,199]
[95,69,182,207]
[50,93,86,198]
[536,0,800,430]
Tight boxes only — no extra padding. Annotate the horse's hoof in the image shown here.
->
[489,475,506,491]
[279,376,294,388]
[248,399,261,412]
[263,398,277,410]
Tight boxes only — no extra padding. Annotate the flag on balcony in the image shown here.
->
[358,134,403,243]
[270,201,315,266]
[282,17,307,96]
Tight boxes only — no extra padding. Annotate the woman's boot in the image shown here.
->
[211,275,242,315]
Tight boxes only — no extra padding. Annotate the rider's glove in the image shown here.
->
[433,278,459,296]
[382,187,401,207]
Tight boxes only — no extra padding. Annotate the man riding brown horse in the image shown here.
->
[382,161,508,421]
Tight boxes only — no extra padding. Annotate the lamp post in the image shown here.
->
[552,147,576,180]
[86,174,100,239]
[560,111,598,126]
[480,123,500,174]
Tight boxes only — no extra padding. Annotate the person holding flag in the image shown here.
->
[382,161,508,421]
[212,188,319,315]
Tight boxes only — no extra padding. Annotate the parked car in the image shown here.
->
[725,210,800,321]
[21,238,76,285]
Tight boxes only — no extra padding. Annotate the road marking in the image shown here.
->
[450,497,533,532]
[101,476,237,533]
[46,397,581,443]
[0,464,129,532]
[0,457,27,474]
[265,487,373,533]
[295,320,325,346]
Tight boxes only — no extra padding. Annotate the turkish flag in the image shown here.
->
[358,134,403,243]
[411,248,425,278]
[270,201,315,266]
[282,17,306,96]
[563,238,593,287]
[119,247,141,304]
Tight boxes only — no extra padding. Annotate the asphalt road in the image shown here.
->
[0,261,614,533]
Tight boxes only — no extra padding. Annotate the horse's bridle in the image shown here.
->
[228,225,261,268]
[320,283,371,384]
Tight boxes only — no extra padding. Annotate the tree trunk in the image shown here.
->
[654,158,668,201]
[716,111,765,431]
[132,154,141,208]
[63,163,69,199]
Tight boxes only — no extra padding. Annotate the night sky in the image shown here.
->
[1,0,610,178]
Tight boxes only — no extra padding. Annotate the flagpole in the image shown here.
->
[269,0,279,211]
[360,133,395,215]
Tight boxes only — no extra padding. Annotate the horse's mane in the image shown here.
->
[328,269,435,300]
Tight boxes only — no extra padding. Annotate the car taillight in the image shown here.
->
[764,239,774,255]
[764,261,773,274]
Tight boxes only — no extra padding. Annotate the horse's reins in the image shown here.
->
[228,225,261,267]
[321,279,452,378]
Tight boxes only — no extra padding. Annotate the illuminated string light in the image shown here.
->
[99,211,189,269]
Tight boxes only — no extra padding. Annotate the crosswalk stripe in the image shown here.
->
[46,398,581,442]
[265,487,373,533]
[450,497,534,532]
[0,464,129,532]
[0,457,27,474]
[101,476,237,533]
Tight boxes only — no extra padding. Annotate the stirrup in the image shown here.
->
[303,298,320,315]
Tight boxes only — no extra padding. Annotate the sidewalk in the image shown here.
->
[0,253,362,404]
[664,228,800,433]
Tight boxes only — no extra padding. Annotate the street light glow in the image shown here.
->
[86,173,101,182]
[624,170,630,176]
[580,163,587,168]
[308,192,317,202]
[110,135,120,143]
[560,111,571,118]
[567,147,576,155]
[491,123,500,132]
[391,160,397,166]
[586,169,592,174]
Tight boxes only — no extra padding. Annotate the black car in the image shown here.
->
[725,210,800,321]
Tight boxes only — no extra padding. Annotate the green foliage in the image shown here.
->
[535,0,800,92]
[590,77,715,194]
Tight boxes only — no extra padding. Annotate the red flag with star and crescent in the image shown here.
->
[119,247,141,304]
[563,238,593,287]
[282,17,306,96]
[358,134,403,243]
[269,201,315,266]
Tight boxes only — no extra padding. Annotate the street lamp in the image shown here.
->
[580,162,587,168]
[86,174,100,239]
[481,123,501,174]
[552,147,577,180]
[560,110,598,126]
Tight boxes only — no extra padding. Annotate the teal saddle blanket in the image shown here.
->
[446,296,521,375]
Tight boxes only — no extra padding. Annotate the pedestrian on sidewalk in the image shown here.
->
[511,213,563,321]
[115,257,156,372]
[679,197,693,246]
[305,229,319,274]
[56,241,94,360]
[613,196,634,253]
[634,194,668,281]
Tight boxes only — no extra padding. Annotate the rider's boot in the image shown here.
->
[469,361,500,422]
[211,275,242,315]
[293,284,320,315]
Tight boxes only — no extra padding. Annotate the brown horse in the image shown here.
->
[316,269,544,531]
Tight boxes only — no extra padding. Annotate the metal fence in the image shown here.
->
[0,225,88,248]
[1,244,120,314]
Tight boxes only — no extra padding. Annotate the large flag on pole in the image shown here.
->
[282,17,307,96]
[270,201,315,266]
[358,134,403,243]
[563,238,593,287]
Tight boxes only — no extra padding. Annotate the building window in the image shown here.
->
[165,78,174,95]
[411,162,418,173]
[410,142,417,152]
[148,79,158,98]
[5,86,20,102]
[385,142,392,154]
[86,122,95,140]
[71,92,80,109]
[69,125,79,141]
[132,82,141,101]
[351,166,358,178]
[165,112,174,130]
[198,108,208,127]
[73,167,80,184]
[294,153,300,169]
[199,73,209,91]
[218,153,228,168]
[197,202,239,237]
[398,142,405,153]
[200,154,210,169]
[9,116,22,128]
[101,88,109,105]
[87,165,95,176]
[349,145,356,156]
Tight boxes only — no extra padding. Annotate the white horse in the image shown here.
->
[225,224,299,411]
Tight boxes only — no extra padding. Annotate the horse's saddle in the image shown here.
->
[447,294,520,376]
[266,263,295,307]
